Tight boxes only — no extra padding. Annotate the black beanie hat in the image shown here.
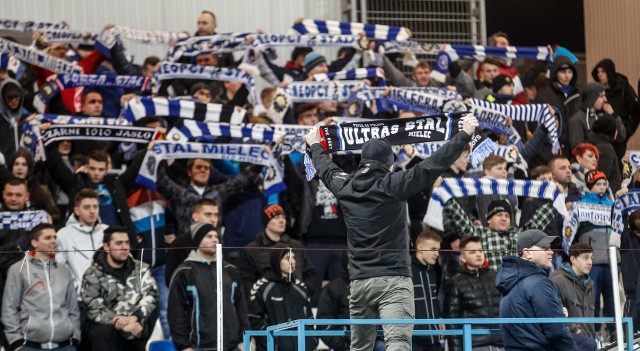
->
[361,138,394,166]
[491,74,513,93]
[262,204,285,226]
[486,200,512,221]
[592,115,617,139]
[190,223,216,248]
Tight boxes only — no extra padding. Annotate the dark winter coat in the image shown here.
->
[496,256,576,351]
[550,264,596,338]
[587,131,621,193]
[411,256,442,348]
[443,262,503,351]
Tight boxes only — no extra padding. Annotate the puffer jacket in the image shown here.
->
[0,78,26,157]
[167,251,249,351]
[81,250,158,339]
[310,130,471,280]
[496,256,576,351]
[550,264,596,338]
[443,261,503,351]
[56,215,109,294]
[1,253,80,350]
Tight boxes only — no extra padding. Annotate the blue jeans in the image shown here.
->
[591,264,615,332]
[152,265,170,338]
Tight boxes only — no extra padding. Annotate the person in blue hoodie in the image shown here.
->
[495,229,577,350]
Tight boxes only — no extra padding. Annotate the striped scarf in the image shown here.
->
[433,44,552,77]
[251,34,366,50]
[288,19,411,42]
[612,189,640,236]
[166,32,255,61]
[137,141,285,197]
[312,68,385,82]
[563,202,612,253]
[0,37,81,74]
[0,19,66,32]
[468,98,560,153]
[122,97,246,124]
[425,178,567,231]
[282,81,366,102]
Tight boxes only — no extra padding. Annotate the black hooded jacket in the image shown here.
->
[592,58,640,141]
[309,131,471,280]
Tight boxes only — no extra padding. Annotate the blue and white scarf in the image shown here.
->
[312,67,385,82]
[122,97,246,124]
[136,141,285,197]
[288,19,411,42]
[95,25,190,58]
[155,62,262,111]
[433,44,552,77]
[0,52,26,79]
[621,150,640,188]
[39,124,157,146]
[0,37,81,74]
[166,120,310,155]
[251,34,367,50]
[38,28,98,45]
[166,32,255,61]
[380,87,462,115]
[612,189,640,236]
[563,201,612,253]
[0,19,66,32]
[468,98,559,153]
[425,178,567,231]
[282,81,366,102]
[0,210,49,231]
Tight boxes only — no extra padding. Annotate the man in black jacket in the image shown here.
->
[306,114,478,351]
[443,235,503,351]
[167,223,249,351]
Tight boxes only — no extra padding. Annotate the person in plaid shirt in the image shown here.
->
[444,198,559,271]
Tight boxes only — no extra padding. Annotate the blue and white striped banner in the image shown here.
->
[166,32,255,61]
[122,97,246,124]
[612,189,640,236]
[288,19,411,42]
[312,67,385,82]
[251,34,366,50]
[137,141,285,197]
[425,178,567,231]
[0,37,81,74]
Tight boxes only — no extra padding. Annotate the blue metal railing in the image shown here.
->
[244,317,635,351]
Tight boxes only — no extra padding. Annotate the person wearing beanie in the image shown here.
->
[569,82,626,150]
[167,222,250,351]
[575,169,616,339]
[305,114,479,350]
[248,244,317,351]
[237,204,317,298]
[303,52,328,77]
[491,74,514,95]
[587,114,623,193]
[496,229,578,350]
[591,58,640,143]
[536,56,582,158]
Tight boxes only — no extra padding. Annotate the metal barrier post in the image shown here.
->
[243,332,250,350]
[462,323,472,351]
[267,328,275,350]
[297,320,306,350]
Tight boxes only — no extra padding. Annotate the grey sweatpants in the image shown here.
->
[350,276,415,351]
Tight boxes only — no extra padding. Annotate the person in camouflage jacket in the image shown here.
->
[81,226,158,351]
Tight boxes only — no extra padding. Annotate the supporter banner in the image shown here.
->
[0,210,49,231]
[312,68,385,82]
[283,81,366,102]
[155,62,261,110]
[39,28,98,45]
[381,87,457,115]
[0,19,66,32]
[136,141,285,197]
[380,40,438,55]
[433,44,552,77]
[621,150,640,188]
[288,18,411,42]
[166,120,310,155]
[467,98,559,154]
[40,124,156,146]
[0,37,81,73]
[425,178,567,231]
[612,189,640,236]
[563,201,612,253]
[251,34,366,50]
[467,99,510,134]
[166,32,255,61]
[122,97,246,124]
[308,112,496,180]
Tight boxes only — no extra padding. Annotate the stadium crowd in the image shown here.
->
[1,9,640,351]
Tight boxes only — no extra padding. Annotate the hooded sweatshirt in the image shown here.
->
[496,256,576,351]
[0,78,26,157]
[1,252,81,349]
[550,263,596,338]
[56,215,109,294]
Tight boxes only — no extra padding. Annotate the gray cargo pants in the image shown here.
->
[350,275,415,351]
